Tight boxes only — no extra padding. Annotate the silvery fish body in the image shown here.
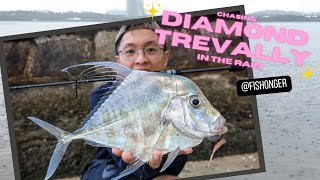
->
[27,62,227,180]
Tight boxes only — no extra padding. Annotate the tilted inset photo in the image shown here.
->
[0,5,265,180]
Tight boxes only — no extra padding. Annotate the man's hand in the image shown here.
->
[112,147,193,169]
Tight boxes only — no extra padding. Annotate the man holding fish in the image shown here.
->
[27,21,227,180]
[81,22,193,180]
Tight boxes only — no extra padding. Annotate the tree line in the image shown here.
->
[0,10,127,21]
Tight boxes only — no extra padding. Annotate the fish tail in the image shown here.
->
[44,141,71,180]
[27,117,72,180]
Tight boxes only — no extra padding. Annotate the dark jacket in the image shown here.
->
[81,83,188,180]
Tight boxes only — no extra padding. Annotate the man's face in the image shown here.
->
[115,29,169,71]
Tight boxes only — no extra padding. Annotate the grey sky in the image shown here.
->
[0,0,319,13]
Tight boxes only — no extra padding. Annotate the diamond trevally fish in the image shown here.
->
[27,62,227,180]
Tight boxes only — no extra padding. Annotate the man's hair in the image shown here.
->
[114,22,167,55]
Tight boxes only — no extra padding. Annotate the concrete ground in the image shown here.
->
[54,152,259,180]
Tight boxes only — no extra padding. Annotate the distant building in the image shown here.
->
[127,0,145,17]
[67,17,82,21]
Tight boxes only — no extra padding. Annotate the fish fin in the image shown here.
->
[76,84,115,130]
[111,159,145,180]
[27,117,70,140]
[45,141,71,180]
[27,117,72,180]
[85,140,106,147]
[160,148,180,172]
[63,62,133,131]
[61,62,132,82]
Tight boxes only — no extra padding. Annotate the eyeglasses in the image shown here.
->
[119,46,164,61]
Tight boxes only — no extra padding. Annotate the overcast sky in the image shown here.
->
[0,0,319,14]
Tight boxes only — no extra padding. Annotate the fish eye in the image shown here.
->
[189,95,201,108]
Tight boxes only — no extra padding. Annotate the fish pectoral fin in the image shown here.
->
[111,159,145,180]
[160,148,180,172]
